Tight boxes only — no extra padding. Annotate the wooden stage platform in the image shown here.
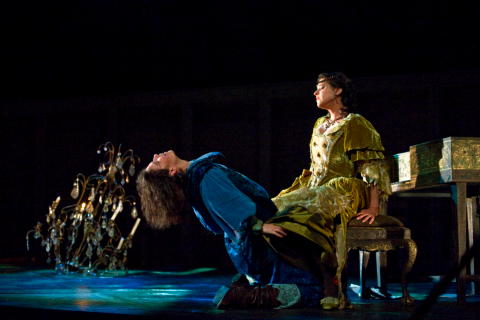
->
[0,265,479,320]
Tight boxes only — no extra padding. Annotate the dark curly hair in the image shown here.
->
[317,72,358,113]
[136,168,187,229]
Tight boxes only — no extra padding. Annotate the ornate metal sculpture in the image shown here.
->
[26,142,141,275]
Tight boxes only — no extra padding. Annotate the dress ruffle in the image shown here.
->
[349,150,385,162]
[356,159,392,200]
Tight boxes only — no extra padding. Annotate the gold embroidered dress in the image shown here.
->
[263,113,391,303]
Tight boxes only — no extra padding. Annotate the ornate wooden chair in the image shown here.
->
[346,215,417,303]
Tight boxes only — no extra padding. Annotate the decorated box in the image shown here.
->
[392,137,480,188]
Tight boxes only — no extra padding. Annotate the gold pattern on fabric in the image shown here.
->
[272,185,351,218]
[274,169,312,198]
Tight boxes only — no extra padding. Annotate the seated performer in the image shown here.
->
[263,72,392,309]
[136,150,324,309]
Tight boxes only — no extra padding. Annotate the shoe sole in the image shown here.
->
[213,285,230,308]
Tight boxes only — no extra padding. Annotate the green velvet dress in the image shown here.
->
[263,113,391,306]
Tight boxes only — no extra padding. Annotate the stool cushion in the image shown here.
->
[348,215,404,227]
[347,226,411,240]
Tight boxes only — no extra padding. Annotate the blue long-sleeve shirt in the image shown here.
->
[199,166,257,240]
[186,152,273,242]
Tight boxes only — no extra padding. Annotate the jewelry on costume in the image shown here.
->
[323,113,349,130]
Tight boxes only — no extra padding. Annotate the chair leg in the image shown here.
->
[375,251,392,298]
[399,239,417,304]
[359,250,370,299]
[376,251,386,289]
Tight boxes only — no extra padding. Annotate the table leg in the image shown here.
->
[451,182,467,302]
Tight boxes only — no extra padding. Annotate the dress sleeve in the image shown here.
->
[355,160,392,200]
[343,115,385,162]
[200,167,257,238]
[344,115,392,199]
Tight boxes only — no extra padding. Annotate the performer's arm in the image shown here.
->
[356,184,379,224]
[201,167,286,238]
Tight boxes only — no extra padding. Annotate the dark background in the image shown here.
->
[1,1,480,280]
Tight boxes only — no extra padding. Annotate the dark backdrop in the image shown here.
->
[1,1,480,280]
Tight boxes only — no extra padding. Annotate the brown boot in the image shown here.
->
[215,284,282,309]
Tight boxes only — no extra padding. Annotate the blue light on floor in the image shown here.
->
[1,265,479,319]
[0,266,221,315]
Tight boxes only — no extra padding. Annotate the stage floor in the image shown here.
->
[0,265,479,320]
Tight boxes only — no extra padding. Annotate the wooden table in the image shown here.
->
[390,137,480,302]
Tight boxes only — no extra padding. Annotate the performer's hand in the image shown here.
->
[262,223,287,238]
[356,207,379,224]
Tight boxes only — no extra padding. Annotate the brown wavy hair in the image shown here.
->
[136,168,187,229]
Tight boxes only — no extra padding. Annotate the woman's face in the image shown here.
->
[313,80,342,110]
[146,150,178,173]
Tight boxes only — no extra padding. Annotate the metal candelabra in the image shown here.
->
[26,142,141,275]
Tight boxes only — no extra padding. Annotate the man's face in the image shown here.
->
[146,150,177,174]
